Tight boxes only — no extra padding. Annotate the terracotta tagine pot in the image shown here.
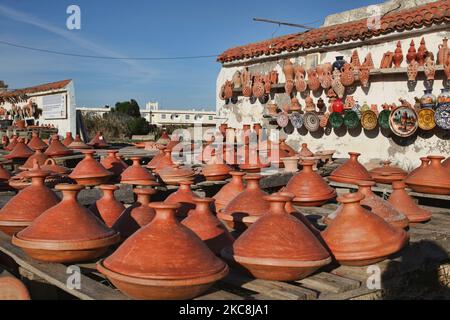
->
[62,132,74,147]
[12,184,119,263]
[89,184,126,228]
[321,193,408,266]
[146,146,166,169]
[443,157,450,169]
[409,157,430,176]
[101,150,128,179]
[182,197,234,256]
[285,160,337,206]
[329,152,373,185]
[5,139,34,161]
[0,275,31,300]
[222,194,331,281]
[97,202,229,300]
[0,164,60,236]
[5,136,18,151]
[113,188,157,239]
[156,131,171,145]
[388,178,432,223]
[148,149,174,172]
[239,145,270,173]
[44,135,73,157]
[69,150,113,186]
[299,143,314,158]
[20,147,49,170]
[120,157,158,186]
[158,164,195,186]
[164,181,197,219]
[213,171,246,213]
[27,132,47,151]
[202,152,232,181]
[68,134,91,149]
[404,156,450,195]
[369,160,408,184]
[217,175,269,231]
[88,132,109,149]
[0,163,12,182]
[40,158,71,176]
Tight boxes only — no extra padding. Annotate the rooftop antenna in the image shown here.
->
[253,18,315,30]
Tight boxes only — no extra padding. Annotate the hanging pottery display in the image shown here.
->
[406,39,417,64]
[424,55,436,81]
[393,41,403,68]
[303,112,320,132]
[340,63,355,86]
[343,110,359,129]
[289,112,303,129]
[223,194,331,281]
[437,88,450,107]
[437,37,449,65]
[359,65,370,88]
[331,69,345,99]
[329,152,373,184]
[44,135,73,157]
[389,106,418,137]
[307,68,321,91]
[405,155,450,195]
[97,202,228,300]
[416,37,428,66]
[27,132,48,151]
[369,161,407,184]
[252,76,265,99]
[329,112,344,129]
[332,56,346,71]
[182,197,234,256]
[213,171,246,213]
[380,52,393,69]
[418,108,436,131]
[322,193,408,266]
[407,59,419,81]
[290,97,302,112]
[232,70,242,88]
[435,105,450,129]
[12,184,119,263]
[89,184,126,228]
[378,108,391,129]
[276,112,289,128]
[294,64,307,93]
[361,110,378,130]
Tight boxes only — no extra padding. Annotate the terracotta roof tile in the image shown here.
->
[218,0,450,63]
[0,79,72,99]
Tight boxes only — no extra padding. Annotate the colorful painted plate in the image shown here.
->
[361,110,378,130]
[435,105,450,130]
[289,112,303,129]
[303,112,320,132]
[343,110,360,129]
[378,109,391,129]
[389,106,418,137]
[276,112,289,128]
[417,108,436,131]
[329,112,344,129]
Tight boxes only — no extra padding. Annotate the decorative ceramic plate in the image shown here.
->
[389,106,418,137]
[378,109,391,129]
[418,108,436,131]
[329,112,344,129]
[351,105,362,119]
[289,112,303,129]
[303,112,320,132]
[276,112,289,128]
[343,110,359,129]
[435,105,450,130]
[361,110,378,130]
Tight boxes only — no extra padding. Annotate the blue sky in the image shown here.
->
[0,0,378,110]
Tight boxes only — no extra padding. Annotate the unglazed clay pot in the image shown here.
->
[213,171,246,212]
[443,157,450,169]
[322,193,408,266]
[0,164,60,236]
[148,149,174,172]
[69,150,113,186]
[158,164,195,186]
[5,139,34,161]
[182,197,234,256]
[89,185,126,228]
[113,188,156,239]
[120,157,158,186]
[299,143,314,158]
[12,184,119,263]
[164,181,197,219]
[217,175,269,231]
[393,41,403,68]
[5,136,18,151]
[438,37,449,65]
[285,160,336,206]
[88,132,109,149]
[369,161,408,184]
[146,146,166,169]
[156,131,171,145]
[97,202,228,300]
[44,135,73,157]
[20,147,49,170]
[41,158,71,176]
[409,157,430,176]
[329,152,373,185]
[62,132,74,147]
[222,194,331,281]
[406,39,416,64]
[0,275,31,300]
[101,150,128,178]
[68,134,91,149]
[0,163,11,182]
[405,156,450,195]
[388,178,432,223]
[27,132,47,151]
[416,37,427,66]
[202,153,232,181]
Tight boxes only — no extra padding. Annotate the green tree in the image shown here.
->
[112,99,141,118]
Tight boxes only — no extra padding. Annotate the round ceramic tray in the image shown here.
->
[303,112,320,132]
[289,112,303,129]
[343,110,359,129]
[361,110,378,130]
[389,106,418,137]
[276,112,289,128]
[417,108,436,131]
[378,109,391,129]
[434,105,450,130]
[329,112,344,129]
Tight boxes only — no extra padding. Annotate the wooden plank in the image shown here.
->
[297,272,360,294]
[0,232,127,300]
[195,289,245,300]
[318,287,382,300]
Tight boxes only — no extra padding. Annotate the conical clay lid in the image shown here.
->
[68,135,91,149]
[44,135,73,157]
[89,185,126,227]
[62,132,74,146]
[120,157,157,186]
[5,139,34,160]
[100,150,128,177]
[70,150,113,179]
[329,152,373,184]
[405,156,450,194]
[164,181,197,218]
[21,147,49,169]
[213,171,246,212]
[27,132,48,151]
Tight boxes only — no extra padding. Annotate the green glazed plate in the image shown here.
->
[378,109,391,129]
[343,110,360,129]
[329,112,344,129]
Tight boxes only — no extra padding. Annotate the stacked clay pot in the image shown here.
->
[88,132,109,149]
[44,135,73,157]
[405,156,450,195]
[369,161,408,184]
[329,152,373,184]
[27,132,47,151]
[5,139,34,161]
[62,132,74,147]
[20,147,49,170]
[0,164,60,235]
[13,184,119,263]
[223,194,331,281]
[68,134,91,150]
[299,143,314,158]
[69,150,113,186]
[388,177,432,223]
[101,150,128,179]
[158,164,195,186]
[120,157,158,186]
[164,181,197,218]
[97,202,229,300]
[285,160,336,206]
[322,193,408,266]
[89,185,126,228]
[113,188,156,239]
[217,175,270,231]
[213,171,246,212]
[182,197,234,255]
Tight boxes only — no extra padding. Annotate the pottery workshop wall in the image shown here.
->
[216,28,450,170]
